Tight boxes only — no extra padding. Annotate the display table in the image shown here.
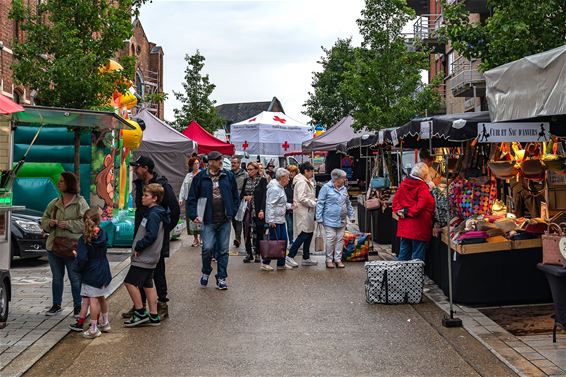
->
[425,232,551,305]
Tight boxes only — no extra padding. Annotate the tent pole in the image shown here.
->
[74,129,81,183]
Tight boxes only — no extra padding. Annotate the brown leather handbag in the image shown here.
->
[488,161,518,179]
[520,159,547,181]
[50,206,77,259]
[259,229,286,260]
[542,223,566,267]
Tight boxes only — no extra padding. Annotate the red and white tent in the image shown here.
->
[230,111,311,155]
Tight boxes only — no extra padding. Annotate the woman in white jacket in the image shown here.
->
[179,156,201,247]
[286,162,318,267]
[262,168,293,271]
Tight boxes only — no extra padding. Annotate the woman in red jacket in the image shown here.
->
[392,162,436,261]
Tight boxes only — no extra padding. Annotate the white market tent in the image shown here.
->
[230,111,312,155]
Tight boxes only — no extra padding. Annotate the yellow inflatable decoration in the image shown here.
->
[122,120,143,150]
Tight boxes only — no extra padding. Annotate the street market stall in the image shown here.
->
[230,111,311,155]
[181,120,234,155]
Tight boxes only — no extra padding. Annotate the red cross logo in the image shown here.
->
[248,117,256,123]
[273,116,286,124]
[282,141,290,151]
[242,140,249,150]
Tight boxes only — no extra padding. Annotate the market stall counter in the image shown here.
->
[357,203,393,245]
[425,232,551,305]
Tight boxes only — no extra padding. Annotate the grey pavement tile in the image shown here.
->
[521,351,548,361]
[532,358,560,369]
[511,345,537,354]
[540,366,566,376]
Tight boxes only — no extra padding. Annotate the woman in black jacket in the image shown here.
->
[241,162,268,263]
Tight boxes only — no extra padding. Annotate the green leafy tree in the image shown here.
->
[10,0,148,109]
[441,0,566,71]
[172,50,224,133]
[341,0,440,131]
[303,38,357,127]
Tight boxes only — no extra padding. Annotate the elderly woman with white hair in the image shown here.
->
[262,168,293,271]
[315,169,354,268]
[392,162,436,261]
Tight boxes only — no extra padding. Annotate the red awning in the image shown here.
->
[182,121,235,155]
[0,95,24,115]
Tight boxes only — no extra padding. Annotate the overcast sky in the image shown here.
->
[138,0,365,124]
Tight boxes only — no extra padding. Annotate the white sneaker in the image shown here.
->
[260,264,274,272]
[98,321,111,333]
[285,256,299,267]
[277,264,293,270]
[82,327,101,339]
[301,259,318,266]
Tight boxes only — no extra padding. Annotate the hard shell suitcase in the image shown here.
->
[364,260,424,304]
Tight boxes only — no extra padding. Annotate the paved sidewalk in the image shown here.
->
[377,244,566,377]
[0,240,183,377]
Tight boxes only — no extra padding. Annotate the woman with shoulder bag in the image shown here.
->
[241,162,268,263]
[179,156,202,247]
[41,172,89,316]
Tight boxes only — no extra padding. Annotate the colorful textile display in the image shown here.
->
[343,231,371,262]
[449,177,497,218]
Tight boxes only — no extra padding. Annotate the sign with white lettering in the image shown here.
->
[420,121,432,139]
[390,129,398,146]
[477,122,550,143]
[378,130,384,145]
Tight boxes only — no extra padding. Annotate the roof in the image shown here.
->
[216,97,284,125]
[302,116,364,152]
[182,121,235,155]
[0,95,24,115]
[134,109,195,152]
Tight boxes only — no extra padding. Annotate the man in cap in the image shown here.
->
[187,151,240,290]
[123,155,180,318]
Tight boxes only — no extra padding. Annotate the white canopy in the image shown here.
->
[230,111,312,155]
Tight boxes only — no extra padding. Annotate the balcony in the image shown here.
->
[406,0,429,15]
[445,0,489,14]
[449,56,485,97]
[413,14,444,53]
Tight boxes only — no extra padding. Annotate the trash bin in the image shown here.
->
[537,263,566,342]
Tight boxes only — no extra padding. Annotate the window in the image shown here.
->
[447,51,455,76]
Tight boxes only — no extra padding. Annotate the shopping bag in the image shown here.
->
[234,199,248,222]
[314,223,325,252]
[259,230,286,260]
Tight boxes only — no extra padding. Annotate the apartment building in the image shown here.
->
[407,0,490,114]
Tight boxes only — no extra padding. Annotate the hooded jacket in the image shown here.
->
[132,205,171,269]
[133,171,180,257]
[73,229,112,289]
[266,179,291,225]
[392,176,436,242]
[316,181,354,228]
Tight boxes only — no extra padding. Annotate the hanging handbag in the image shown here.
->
[541,223,566,267]
[488,161,518,179]
[370,177,390,189]
[520,159,546,181]
[364,197,381,210]
[314,223,325,252]
[259,228,287,260]
[50,206,77,259]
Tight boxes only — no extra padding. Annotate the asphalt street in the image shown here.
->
[25,237,515,377]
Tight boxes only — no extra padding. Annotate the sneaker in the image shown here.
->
[277,264,293,270]
[243,254,254,263]
[45,304,62,316]
[233,239,240,248]
[157,301,169,319]
[123,311,149,327]
[260,264,274,272]
[98,321,111,332]
[121,306,138,319]
[216,278,228,290]
[148,314,161,326]
[302,259,318,266]
[68,320,84,332]
[82,327,101,339]
[335,261,345,268]
[285,256,299,267]
[200,274,210,287]
[254,255,261,263]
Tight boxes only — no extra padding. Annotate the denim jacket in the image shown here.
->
[315,181,354,228]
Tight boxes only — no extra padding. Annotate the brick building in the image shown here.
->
[407,0,489,114]
[0,5,165,120]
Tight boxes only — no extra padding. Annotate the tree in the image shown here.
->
[303,38,357,127]
[10,0,148,109]
[341,0,440,131]
[172,50,224,133]
[441,0,566,71]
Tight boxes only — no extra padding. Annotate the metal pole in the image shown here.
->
[74,129,81,183]
[442,151,462,328]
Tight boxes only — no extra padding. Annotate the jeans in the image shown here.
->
[285,212,294,244]
[324,226,345,263]
[397,238,427,261]
[47,252,82,312]
[288,231,313,260]
[263,223,287,267]
[140,256,168,304]
[201,221,231,279]
[232,218,243,242]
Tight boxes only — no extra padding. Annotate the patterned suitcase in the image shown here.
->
[364,260,425,304]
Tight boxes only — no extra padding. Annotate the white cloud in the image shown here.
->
[139,0,364,124]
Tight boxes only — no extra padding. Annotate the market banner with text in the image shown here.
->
[477,122,550,143]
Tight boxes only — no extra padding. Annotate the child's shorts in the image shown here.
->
[124,265,154,288]
[81,283,111,298]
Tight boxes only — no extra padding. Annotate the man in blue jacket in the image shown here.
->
[187,151,239,290]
